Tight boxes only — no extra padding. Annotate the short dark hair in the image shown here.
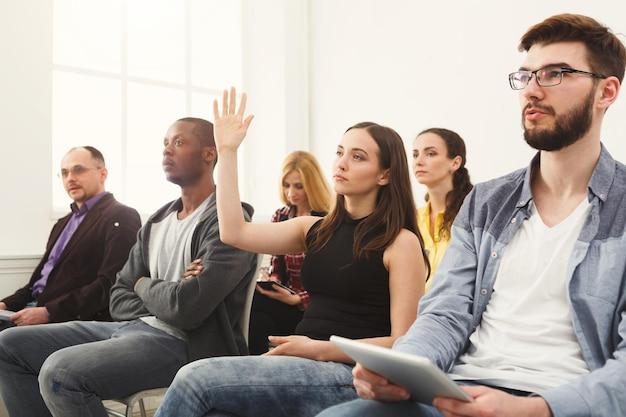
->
[177,117,215,147]
[68,146,106,166]
[519,14,626,83]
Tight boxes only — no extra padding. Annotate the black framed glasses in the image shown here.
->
[508,66,606,90]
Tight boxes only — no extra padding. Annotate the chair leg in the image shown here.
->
[139,398,147,417]
[105,408,126,417]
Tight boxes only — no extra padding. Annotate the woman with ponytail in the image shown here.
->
[413,128,473,290]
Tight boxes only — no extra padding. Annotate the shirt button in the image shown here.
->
[491,251,497,258]
[519,201,524,205]
[511,218,516,224]
[480,288,488,295]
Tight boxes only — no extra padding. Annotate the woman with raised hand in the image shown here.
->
[413,128,472,290]
[154,88,427,417]
[250,150,331,354]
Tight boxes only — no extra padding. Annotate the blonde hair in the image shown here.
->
[280,151,331,213]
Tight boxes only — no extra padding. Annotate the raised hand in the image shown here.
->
[212,87,254,153]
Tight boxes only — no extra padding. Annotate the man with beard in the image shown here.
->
[0,146,140,329]
[318,14,626,417]
[0,118,257,417]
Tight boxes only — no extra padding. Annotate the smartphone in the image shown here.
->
[256,280,296,294]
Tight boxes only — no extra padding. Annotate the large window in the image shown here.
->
[52,0,242,214]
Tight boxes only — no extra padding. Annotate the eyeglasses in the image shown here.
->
[58,165,100,179]
[508,66,606,90]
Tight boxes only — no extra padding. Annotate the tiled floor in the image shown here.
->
[0,398,158,417]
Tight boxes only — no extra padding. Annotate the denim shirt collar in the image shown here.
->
[587,144,614,203]
[517,143,614,209]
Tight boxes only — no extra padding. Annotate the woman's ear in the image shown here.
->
[450,155,462,173]
[377,169,390,186]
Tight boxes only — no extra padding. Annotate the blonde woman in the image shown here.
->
[250,151,331,354]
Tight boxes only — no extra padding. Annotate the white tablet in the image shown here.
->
[331,335,472,404]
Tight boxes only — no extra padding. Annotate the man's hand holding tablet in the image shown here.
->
[330,336,472,404]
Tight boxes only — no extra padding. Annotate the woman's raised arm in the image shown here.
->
[213,87,318,255]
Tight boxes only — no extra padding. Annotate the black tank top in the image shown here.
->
[295,216,391,340]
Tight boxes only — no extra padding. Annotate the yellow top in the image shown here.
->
[417,203,450,292]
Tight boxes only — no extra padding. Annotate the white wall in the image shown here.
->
[241,0,311,218]
[0,0,53,256]
[309,0,626,201]
[1,0,625,256]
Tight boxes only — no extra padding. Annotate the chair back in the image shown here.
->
[240,253,263,345]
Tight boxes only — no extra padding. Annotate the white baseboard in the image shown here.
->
[0,255,41,298]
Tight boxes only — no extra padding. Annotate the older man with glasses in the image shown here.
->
[318,13,626,417]
[0,146,140,330]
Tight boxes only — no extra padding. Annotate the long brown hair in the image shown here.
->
[419,128,473,240]
[308,122,429,274]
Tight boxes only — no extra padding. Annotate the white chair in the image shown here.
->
[240,253,262,346]
[104,253,262,417]
[103,388,167,417]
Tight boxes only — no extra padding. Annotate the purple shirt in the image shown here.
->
[31,192,108,297]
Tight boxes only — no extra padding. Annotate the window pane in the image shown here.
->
[52,1,243,216]
[52,71,122,210]
[53,0,122,73]
[190,0,242,89]
[126,82,186,213]
[127,0,185,84]
[190,92,218,122]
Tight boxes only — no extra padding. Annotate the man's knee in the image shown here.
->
[169,357,234,394]
[171,360,204,391]
[38,349,82,400]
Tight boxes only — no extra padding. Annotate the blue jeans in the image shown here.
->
[154,356,358,417]
[0,320,187,417]
[316,383,534,417]
[0,321,14,332]
[316,399,444,417]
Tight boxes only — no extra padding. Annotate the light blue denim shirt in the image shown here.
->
[395,145,626,417]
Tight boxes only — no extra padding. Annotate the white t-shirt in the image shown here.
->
[142,197,210,340]
[449,198,591,393]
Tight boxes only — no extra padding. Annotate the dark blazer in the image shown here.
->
[1,193,141,322]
